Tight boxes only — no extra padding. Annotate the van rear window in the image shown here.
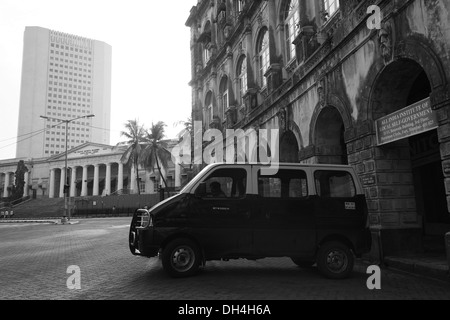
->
[314,171,356,198]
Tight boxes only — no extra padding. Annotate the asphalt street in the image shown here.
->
[1,217,450,303]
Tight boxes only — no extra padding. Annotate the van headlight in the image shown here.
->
[137,209,153,228]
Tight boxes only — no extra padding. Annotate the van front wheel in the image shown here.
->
[162,238,201,278]
[317,241,354,279]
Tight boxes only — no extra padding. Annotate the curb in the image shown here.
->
[0,219,80,225]
[384,256,450,283]
[0,220,59,224]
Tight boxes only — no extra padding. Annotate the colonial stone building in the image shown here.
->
[185,0,450,257]
[0,141,182,200]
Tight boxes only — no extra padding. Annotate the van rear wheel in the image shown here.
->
[162,238,201,278]
[317,241,354,279]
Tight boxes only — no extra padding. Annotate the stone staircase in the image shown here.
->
[10,198,66,219]
[7,193,163,219]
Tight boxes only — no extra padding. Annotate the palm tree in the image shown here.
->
[174,117,193,140]
[119,119,145,195]
[140,121,172,197]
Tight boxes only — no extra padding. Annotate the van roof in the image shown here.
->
[204,163,354,169]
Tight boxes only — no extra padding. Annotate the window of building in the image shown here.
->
[237,0,245,13]
[237,56,248,105]
[204,45,211,64]
[257,29,270,88]
[205,91,213,125]
[222,90,228,120]
[323,0,340,18]
[200,21,213,66]
[139,181,146,194]
[285,0,300,62]
[219,76,229,121]
[150,177,157,192]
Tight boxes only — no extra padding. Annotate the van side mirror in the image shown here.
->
[195,182,207,198]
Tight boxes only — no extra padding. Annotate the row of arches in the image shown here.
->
[198,0,332,71]
[199,0,297,64]
[197,0,329,126]
[278,106,348,165]
[279,58,439,166]
[277,54,449,245]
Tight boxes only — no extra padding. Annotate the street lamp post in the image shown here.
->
[40,114,95,224]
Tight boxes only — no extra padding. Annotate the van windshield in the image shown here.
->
[179,165,213,194]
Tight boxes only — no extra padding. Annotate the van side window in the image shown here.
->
[202,168,247,198]
[258,169,308,198]
[314,171,356,198]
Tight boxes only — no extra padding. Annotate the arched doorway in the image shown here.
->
[280,131,299,163]
[314,106,348,165]
[371,58,449,254]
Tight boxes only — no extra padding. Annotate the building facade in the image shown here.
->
[186,0,450,256]
[16,26,112,159]
[1,142,182,200]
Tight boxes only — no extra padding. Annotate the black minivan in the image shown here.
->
[129,163,371,279]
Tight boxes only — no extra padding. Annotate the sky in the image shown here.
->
[0,0,197,160]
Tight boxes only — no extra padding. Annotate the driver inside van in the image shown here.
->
[210,181,227,198]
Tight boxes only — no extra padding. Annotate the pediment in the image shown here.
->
[48,143,123,161]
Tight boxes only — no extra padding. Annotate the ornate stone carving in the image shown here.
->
[340,0,360,16]
[244,88,258,110]
[209,116,221,130]
[278,107,287,134]
[317,78,326,107]
[379,22,393,63]
[257,11,264,27]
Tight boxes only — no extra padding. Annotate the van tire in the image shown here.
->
[317,241,354,279]
[162,238,201,278]
[291,258,315,268]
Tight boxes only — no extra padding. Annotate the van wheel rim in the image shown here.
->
[171,246,195,272]
[326,250,348,274]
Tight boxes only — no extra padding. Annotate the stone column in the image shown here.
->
[70,167,77,197]
[81,166,88,197]
[3,173,10,198]
[93,164,100,196]
[118,162,124,191]
[175,163,181,189]
[49,169,55,199]
[59,168,66,198]
[1,173,3,198]
[24,171,29,197]
[105,163,112,196]
[433,88,450,213]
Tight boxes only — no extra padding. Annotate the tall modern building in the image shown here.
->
[16,26,112,159]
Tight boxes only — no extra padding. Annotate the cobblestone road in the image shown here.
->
[1,217,449,303]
